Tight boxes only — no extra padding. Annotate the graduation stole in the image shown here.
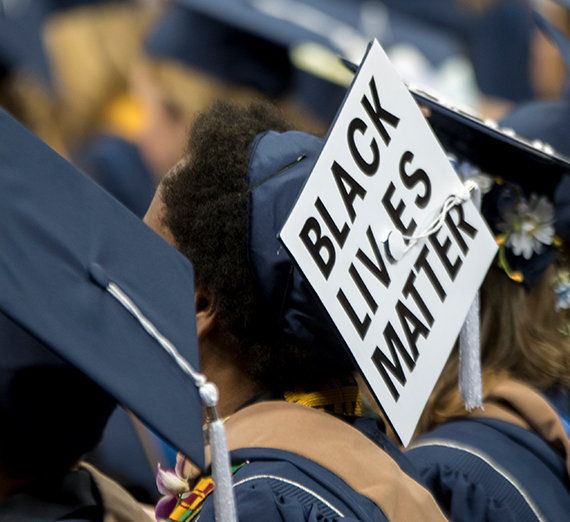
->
[284,376,362,417]
[167,462,245,522]
[167,378,360,521]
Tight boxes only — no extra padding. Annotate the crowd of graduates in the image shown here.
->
[2,0,570,521]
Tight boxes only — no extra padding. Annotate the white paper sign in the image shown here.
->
[280,40,498,446]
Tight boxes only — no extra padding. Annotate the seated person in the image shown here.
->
[144,99,449,522]
[406,146,570,522]
[406,13,570,521]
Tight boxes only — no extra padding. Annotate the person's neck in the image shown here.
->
[199,334,265,420]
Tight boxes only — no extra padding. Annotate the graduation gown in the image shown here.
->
[406,382,570,522]
[173,401,448,522]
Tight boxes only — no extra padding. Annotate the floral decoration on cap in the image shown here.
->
[451,158,561,289]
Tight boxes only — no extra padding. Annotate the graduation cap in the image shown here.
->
[145,0,469,125]
[408,84,570,288]
[497,11,570,244]
[0,105,208,467]
[0,104,246,522]
[247,129,353,371]
[343,45,570,290]
[377,0,536,102]
[144,0,350,123]
[0,1,52,86]
[341,53,570,199]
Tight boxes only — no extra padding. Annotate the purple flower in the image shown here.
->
[155,463,191,522]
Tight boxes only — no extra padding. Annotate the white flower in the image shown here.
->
[498,193,555,259]
[454,160,494,194]
[470,173,494,194]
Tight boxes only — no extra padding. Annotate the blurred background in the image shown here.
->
[2,0,569,504]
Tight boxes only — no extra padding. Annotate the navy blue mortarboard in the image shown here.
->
[378,0,535,102]
[343,50,570,288]
[413,84,570,288]
[0,107,206,470]
[145,0,348,122]
[145,0,469,124]
[410,85,570,199]
[247,130,352,370]
[498,11,570,244]
[0,1,52,85]
[74,133,156,219]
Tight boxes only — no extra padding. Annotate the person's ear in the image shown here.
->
[194,291,217,340]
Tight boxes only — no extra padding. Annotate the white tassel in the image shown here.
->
[458,183,483,411]
[200,383,238,522]
[97,279,238,522]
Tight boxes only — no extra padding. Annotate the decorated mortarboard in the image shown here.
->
[344,24,570,291]
[0,107,237,521]
[279,39,498,445]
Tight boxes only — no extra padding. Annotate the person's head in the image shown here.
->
[417,171,570,434]
[133,0,344,180]
[145,100,354,398]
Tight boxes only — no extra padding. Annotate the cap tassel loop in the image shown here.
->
[89,267,238,522]
[200,384,238,522]
[458,183,483,411]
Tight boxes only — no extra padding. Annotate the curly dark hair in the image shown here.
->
[160,100,345,391]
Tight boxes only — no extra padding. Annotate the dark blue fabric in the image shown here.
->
[406,413,570,522]
[0,1,51,85]
[145,5,292,99]
[379,0,534,102]
[85,406,172,503]
[196,413,422,521]
[74,134,156,219]
[246,130,353,372]
[224,451,387,522]
[499,101,570,244]
[146,0,469,124]
[0,107,204,469]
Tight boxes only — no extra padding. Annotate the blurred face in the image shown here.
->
[132,66,189,182]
